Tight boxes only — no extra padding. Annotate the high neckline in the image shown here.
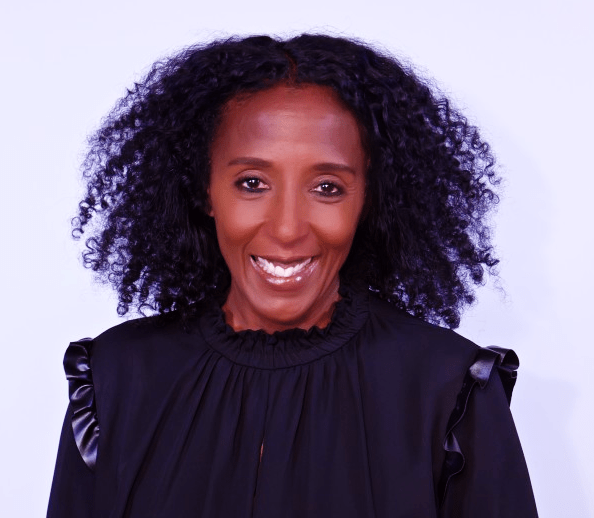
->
[199,282,369,369]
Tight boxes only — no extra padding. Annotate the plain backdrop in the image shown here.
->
[1,1,592,516]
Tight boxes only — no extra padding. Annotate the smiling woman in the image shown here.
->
[209,85,367,332]
[47,34,538,517]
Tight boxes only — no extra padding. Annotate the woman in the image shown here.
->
[48,34,538,517]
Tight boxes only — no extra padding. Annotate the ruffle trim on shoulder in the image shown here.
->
[437,346,519,507]
[63,338,99,471]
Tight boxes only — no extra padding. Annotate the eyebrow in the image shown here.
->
[227,157,357,175]
[227,157,272,168]
[312,163,357,175]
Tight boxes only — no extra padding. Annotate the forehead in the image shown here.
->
[211,85,364,159]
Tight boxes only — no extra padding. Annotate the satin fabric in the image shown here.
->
[47,284,538,517]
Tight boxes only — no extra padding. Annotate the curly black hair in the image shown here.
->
[74,33,499,329]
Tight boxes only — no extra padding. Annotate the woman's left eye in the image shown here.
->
[312,182,343,197]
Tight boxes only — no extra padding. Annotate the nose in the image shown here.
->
[266,187,309,245]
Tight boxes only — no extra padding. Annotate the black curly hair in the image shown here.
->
[74,33,500,329]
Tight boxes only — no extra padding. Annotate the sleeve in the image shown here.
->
[47,405,95,518]
[438,347,539,518]
[47,339,99,518]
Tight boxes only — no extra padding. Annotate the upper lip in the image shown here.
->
[251,255,314,266]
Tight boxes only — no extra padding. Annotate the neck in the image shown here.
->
[222,278,341,333]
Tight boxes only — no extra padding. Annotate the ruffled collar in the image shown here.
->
[198,282,369,369]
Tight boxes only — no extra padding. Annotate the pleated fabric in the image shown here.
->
[47,284,538,518]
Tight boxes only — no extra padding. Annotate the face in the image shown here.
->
[208,84,367,333]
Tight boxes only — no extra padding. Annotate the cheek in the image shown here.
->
[311,204,362,251]
[212,200,262,254]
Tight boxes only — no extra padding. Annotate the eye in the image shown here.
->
[312,181,343,197]
[236,176,269,193]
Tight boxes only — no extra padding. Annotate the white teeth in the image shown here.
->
[254,256,312,278]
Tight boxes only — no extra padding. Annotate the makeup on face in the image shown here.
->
[208,84,367,333]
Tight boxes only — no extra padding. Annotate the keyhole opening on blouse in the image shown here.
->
[253,437,265,509]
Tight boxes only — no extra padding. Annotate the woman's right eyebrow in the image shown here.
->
[227,157,272,168]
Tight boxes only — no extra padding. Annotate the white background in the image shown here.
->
[1,0,592,516]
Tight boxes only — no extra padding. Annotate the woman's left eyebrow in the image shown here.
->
[313,163,357,175]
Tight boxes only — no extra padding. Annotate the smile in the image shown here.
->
[250,255,315,284]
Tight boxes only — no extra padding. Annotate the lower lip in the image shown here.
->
[250,256,317,290]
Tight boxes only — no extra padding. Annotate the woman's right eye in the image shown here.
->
[236,177,269,192]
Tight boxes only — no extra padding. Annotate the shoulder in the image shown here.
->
[92,311,193,350]
[65,310,211,409]
[361,292,479,383]
[86,308,216,373]
[61,311,207,471]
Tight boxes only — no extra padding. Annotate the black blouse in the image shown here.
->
[47,284,538,517]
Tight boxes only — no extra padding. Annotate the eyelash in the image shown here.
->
[235,177,344,198]
[312,181,343,197]
[236,177,269,193]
